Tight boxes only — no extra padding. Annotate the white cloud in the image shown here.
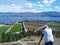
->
[55,6,60,10]
[22,9,37,12]
[50,0,56,4]
[43,0,56,6]
[34,2,44,8]
[43,0,49,4]
[25,3,33,8]
[0,0,59,12]
[0,3,55,12]
[0,4,37,12]
[0,4,45,12]
[0,4,23,12]
[37,2,40,4]
[0,0,58,13]
[37,4,44,7]
[44,8,53,11]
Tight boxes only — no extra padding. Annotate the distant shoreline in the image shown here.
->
[0,17,60,24]
[0,21,60,25]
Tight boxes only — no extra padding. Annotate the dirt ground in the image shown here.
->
[19,36,60,45]
[40,37,60,45]
[23,22,60,45]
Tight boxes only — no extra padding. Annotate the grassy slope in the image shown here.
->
[0,22,60,42]
[48,22,60,31]
[0,26,10,34]
[24,22,60,31]
[24,22,48,30]
[10,24,22,33]
[0,26,10,42]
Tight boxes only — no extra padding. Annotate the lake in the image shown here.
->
[0,17,60,23]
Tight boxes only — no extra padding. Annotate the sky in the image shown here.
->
[0,0,60,12]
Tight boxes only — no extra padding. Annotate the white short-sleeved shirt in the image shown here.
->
[42,28,54,43]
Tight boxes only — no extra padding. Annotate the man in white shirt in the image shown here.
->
[38,25,55,45]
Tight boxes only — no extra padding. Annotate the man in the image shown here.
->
[38,25,55,45]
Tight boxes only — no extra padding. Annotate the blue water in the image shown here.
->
[0,17,60,23]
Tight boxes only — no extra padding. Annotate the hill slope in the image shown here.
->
[0,11,60,17]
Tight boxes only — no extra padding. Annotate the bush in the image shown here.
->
[1,30,42,43]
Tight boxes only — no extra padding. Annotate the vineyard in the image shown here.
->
[0,22,60,43]
[0,23,22,43]
[10,24,22,33]
[0,26,10,34]
[24,22,60,37]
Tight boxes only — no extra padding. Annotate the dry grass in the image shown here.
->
[24,22,48,30]
[20,36,40,42]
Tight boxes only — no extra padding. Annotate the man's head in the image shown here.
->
[43,25,48,29]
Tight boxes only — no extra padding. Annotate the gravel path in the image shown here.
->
[5,25,14,33]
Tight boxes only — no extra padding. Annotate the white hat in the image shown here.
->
[43,25,48,29]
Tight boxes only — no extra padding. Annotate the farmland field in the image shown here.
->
[24,22,48,30]
[10,24,22,33]
[0,22,60,44]
[0,25,10,42]
[0,26,10,34]
[24,22,60,38]
[24,22,60,31]
[21,22,60,45]
[48,22,60,31]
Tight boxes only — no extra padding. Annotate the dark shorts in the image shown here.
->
[45,41,54,45]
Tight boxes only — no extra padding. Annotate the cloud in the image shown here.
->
[3,0,26,5]
[0,3,56,12]
[37,4,44,7]
[0,0,59,12]
[43,0,56,6]
[55,6,60,10]
[34,2,44,7]
[22,9,37,12]
[0,4,37,12]
[25,3,33,8]
[0,4,46,12]
[50,0,56,4]
[44,8,53,11]
[0,1,45,12]
[37,1,40,4]
[43,0,49,5]
[0,4,23,12]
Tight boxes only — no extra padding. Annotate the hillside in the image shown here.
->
[0,11,60,17]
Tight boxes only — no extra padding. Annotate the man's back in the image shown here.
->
[42,28,54,43]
